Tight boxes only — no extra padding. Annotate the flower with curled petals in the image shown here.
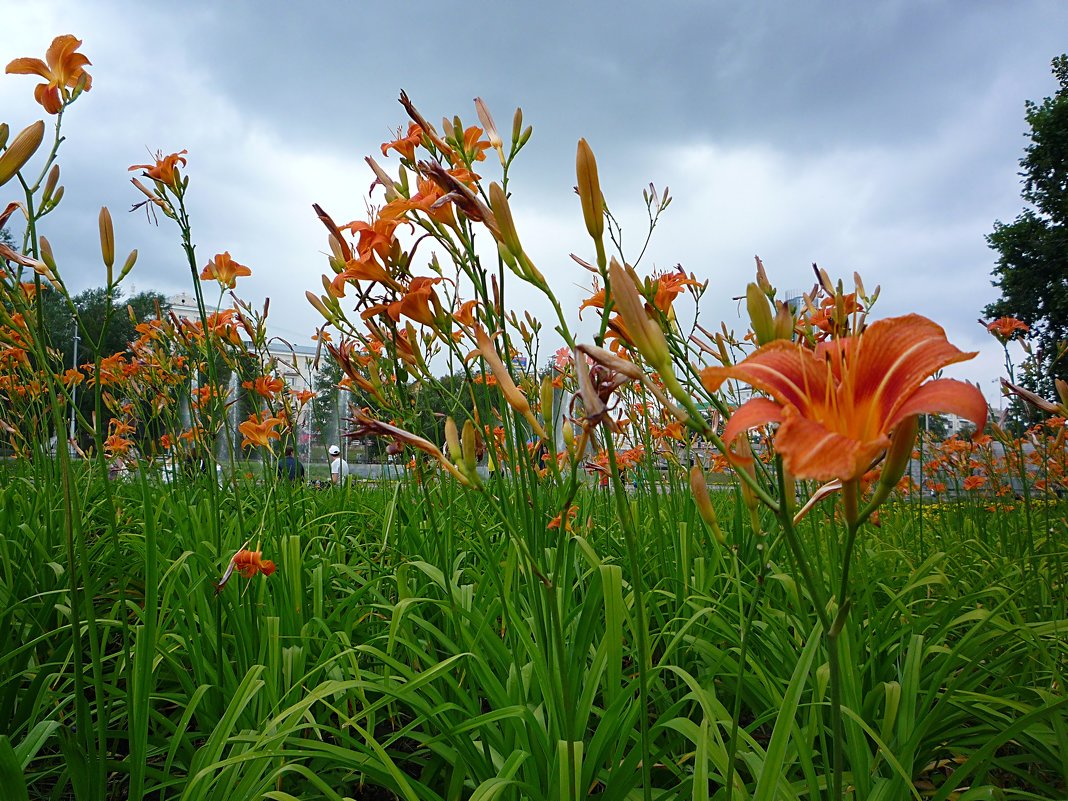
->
[129,150,188,191]
[701,314,988,483]
[381,124,423,162]
[6,34,92,114]
[984,316,1029,343]
[200,251,251,289]
[239,413,284,451]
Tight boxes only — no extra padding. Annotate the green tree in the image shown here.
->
[985,54,1068,394]
[39,285,169,369]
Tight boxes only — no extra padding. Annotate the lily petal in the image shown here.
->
[4,57,50,79]
[888,378,987,431]
[721,397,785,446]
[776,406,889,483]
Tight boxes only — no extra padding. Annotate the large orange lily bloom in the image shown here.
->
[6,34,92,114]
[702,314,988,482]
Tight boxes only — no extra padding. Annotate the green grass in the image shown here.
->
[0,462,1064,800]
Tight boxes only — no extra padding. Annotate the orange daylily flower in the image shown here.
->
[380,178,456,226]
[242,375,284,398]
[381,123,424,162]
[215,547,276,593]
[579,287,607,318]
[984,316,1029,342]
[232,549,276,577]
[702,314,988,482]
[456,126,492,163]
[454,299,479,327]
[652,270,702,314]
[6,34,92,115]
[344,215,400,261]
[548,505,578,532]
[329,256,400,297]
[394,276,443,328]
[239,413,284,450]
[201,251,252,289]
[129,150,188,191]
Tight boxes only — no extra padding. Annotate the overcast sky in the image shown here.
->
[4,0,1067,403]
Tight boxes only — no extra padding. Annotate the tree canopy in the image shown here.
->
[39,285,170,370]
[986,54,1068,393]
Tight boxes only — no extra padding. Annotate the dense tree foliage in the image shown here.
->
[38,285,170,369]
[986,55,1068,393]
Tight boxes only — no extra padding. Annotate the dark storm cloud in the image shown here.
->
[3,0,1066,393]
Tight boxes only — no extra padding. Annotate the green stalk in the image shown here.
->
[604,433,652,801]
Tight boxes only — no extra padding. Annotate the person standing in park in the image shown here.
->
[277,446,305,482]
[328,444,350,485]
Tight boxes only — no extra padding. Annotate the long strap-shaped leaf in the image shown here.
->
[752,622,823,801]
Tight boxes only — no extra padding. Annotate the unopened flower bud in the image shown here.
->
[39,235,57,275]
[540,374,555,433]
[475,325,546,438]
[773,301,794,341]
[488,183,522,255]
[99,207,115,271]
[576,138,604,241]
[0,120,45,188]
[405,322,432,378]
[746,283,775,345]
[609,258,670,371]
[42,164,60,204]
[879,415,919,493]
[306,291,333,322]
[474,97,504,166]
[690,464,725,544]
[119,249,137,279]
[462,419,479,480]
[754,256,774,295]
[444,417,461,465]
[512,107,524,145]
[735,436,760,512]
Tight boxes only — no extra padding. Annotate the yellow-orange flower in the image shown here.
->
[129,150,188,191]
[6,34,92,114]
[242,375,284,398]
[652,270,702,314]
[381,123,424,162]
[239,413,283,450]
[201,251,252,289]
[702,314,988,482]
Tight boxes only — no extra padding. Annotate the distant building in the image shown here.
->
[166,292,319,394]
